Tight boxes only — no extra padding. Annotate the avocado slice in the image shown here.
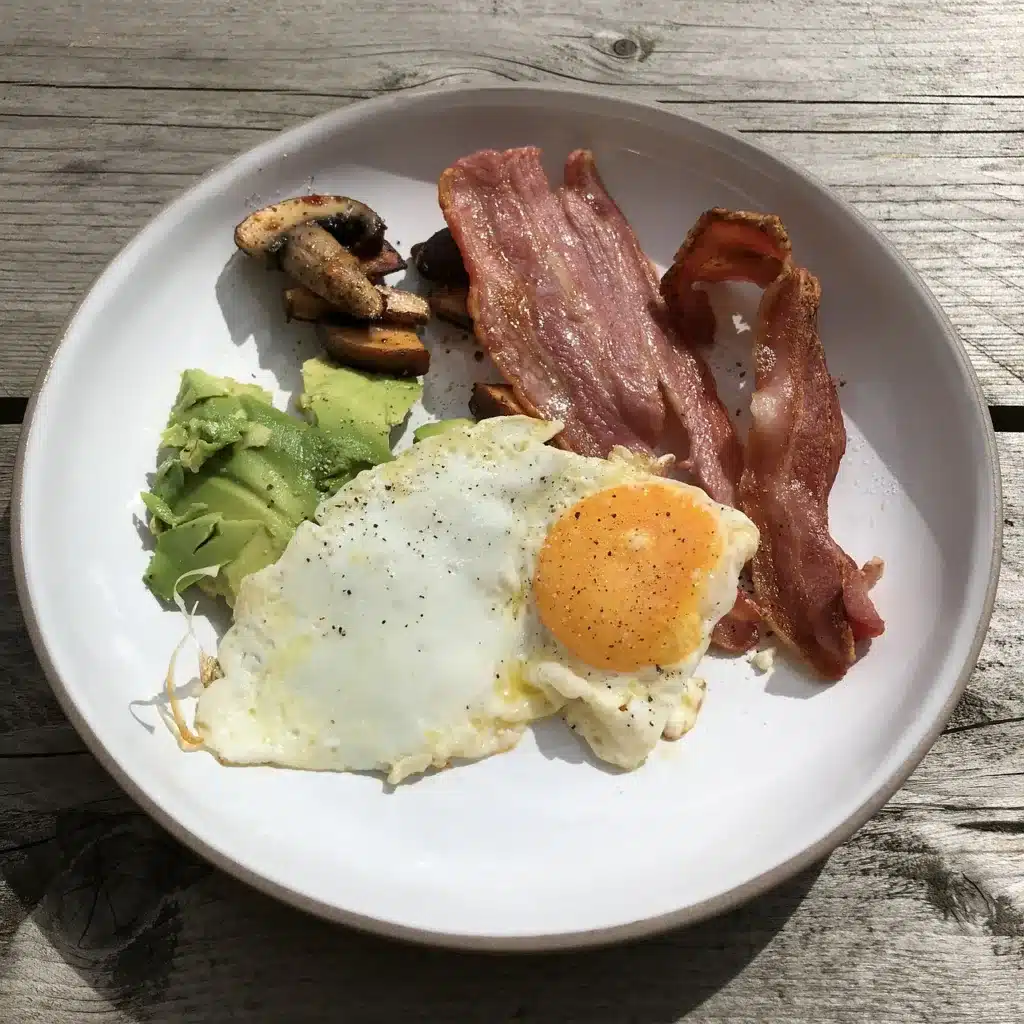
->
[299,357,421,464]
[143,514,277,602]
[412,419,473,443]
[142,364,423,606]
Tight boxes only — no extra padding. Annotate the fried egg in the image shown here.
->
[193,417,758,782]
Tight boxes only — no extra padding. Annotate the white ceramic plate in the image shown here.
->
[13,84,1001,950]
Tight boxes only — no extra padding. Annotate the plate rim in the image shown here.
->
[10,80,1003,951]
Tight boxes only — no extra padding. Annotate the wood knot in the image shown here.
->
[612,37,639,58]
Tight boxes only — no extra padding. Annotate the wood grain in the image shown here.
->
[1,430,1023,1021]
[3,0,1024,400]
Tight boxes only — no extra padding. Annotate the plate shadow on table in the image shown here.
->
[0,506,84,747]
[189,862,823,1024]
[0,795,823,1023]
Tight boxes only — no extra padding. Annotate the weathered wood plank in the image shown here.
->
[7,83,1024,133]
[5,117,1024,181]
[0,805,1020,1022]
[947,433,1024,733]
[3,0,1024,101]
[2,409,1022,749]
[2,0,1024,399]
[0,427,81,753]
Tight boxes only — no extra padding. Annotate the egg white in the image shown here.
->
[194,416,758,782]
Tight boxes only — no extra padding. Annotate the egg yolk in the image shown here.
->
[533,483,723,671]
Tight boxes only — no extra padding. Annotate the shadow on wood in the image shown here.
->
[1,798,823,1022]
[0,810,207,1009]
[0,504,84,751]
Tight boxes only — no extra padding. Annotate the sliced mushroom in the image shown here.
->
[320,324,430,377]
[429,286,472,329]
[283,285,341,323]
[235,195,384,258]
[317,211,385,259]
[361,240,407,281]
[469,383,525,420]
[377,285,431,326]
[283,282,430,327]
[411,228,468,286]
[280,223,383,320]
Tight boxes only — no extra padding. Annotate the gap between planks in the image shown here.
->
[2,399,1024,430]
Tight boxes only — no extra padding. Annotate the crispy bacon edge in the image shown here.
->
[741,266,884,678]
[660,208,792,346]
[661,210,884,678]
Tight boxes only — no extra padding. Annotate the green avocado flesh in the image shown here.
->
[412,419,474,443]
[142,362,421,604]
[299,357,423,464]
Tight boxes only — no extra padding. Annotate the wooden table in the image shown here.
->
[2,2,1023,1019]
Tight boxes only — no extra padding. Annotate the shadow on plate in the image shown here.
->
[763,663,826,700]
[214,251,323,404]
[530,716,621,772]
[362,717,618,792]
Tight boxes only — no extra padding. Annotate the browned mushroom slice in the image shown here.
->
[235,195,384,258]
[361,240,407,281]
[429,286,472,329]
[317,212,385,259]
[320,324,430,377]
[377,285,431,326]
[280,223,384,320]
[283,282,430,327]
[411,228,468,286]
[283,286,339,323]
[469,383,526,420]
